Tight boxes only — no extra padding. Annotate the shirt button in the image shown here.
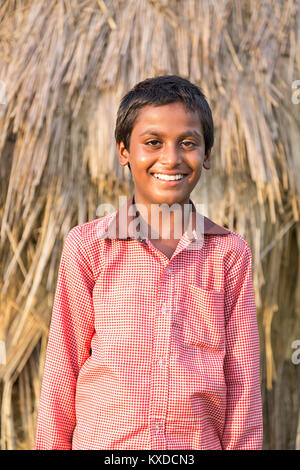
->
[161,304,167,314]
[153,422,163,433]
[157,358,166,366]
[166,266,172,275]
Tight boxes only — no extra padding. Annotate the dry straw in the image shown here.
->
[0,0,299,450]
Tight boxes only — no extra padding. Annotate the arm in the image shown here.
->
[221,240,263,450]
[35,225,95,449]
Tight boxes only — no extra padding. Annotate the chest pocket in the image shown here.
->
[182,284,225,352]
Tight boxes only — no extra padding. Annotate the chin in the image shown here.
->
[155,193,190,206]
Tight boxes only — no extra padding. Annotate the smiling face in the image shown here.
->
[117,101,211,209]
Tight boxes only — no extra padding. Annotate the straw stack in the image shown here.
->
[0,0,299,450]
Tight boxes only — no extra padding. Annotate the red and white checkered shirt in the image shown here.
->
[35,195,263,450]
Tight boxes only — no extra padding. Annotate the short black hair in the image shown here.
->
[115,75,214,158]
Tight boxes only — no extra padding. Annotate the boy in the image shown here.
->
[35,75,263,450]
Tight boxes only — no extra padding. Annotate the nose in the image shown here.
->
[159,142,182,167]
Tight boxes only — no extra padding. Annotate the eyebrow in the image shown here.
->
[139,129,202,139]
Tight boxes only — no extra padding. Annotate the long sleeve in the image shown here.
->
[35,225,95,449]
[221,241,263,450]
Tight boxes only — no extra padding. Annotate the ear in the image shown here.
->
[117,141,130,167]
[203,149,211,170]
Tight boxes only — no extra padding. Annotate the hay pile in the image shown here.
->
[0,0,299,449]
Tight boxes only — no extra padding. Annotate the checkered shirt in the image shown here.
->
[35,195,263,450]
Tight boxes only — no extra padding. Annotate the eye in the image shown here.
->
[181,141,196,148]
[145,139,161,146]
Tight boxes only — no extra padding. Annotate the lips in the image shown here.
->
[150,172,189,185]
[153,173,184,181]
[150,171,188,176]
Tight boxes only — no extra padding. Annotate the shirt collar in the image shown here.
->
[103,194,230,241]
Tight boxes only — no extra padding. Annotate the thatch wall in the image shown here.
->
[0,0,299,449]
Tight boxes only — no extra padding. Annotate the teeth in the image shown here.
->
[153,173,184,181]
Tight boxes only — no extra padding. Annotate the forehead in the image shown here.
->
[132,101,203,135]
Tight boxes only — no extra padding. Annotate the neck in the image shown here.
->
[133,195,192,241]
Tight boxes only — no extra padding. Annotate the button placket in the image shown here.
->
[152,420,163,434]
[148,268,173,449]
[157,358,166,366]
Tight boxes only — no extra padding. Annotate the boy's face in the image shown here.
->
[117,101,211,207]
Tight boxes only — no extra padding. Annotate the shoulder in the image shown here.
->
[67,212,116,246]
[63,212,116,276]
[215,228,251,253]
[199,211,251,259]
[205,226,252,271]
[214,229,253,275]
